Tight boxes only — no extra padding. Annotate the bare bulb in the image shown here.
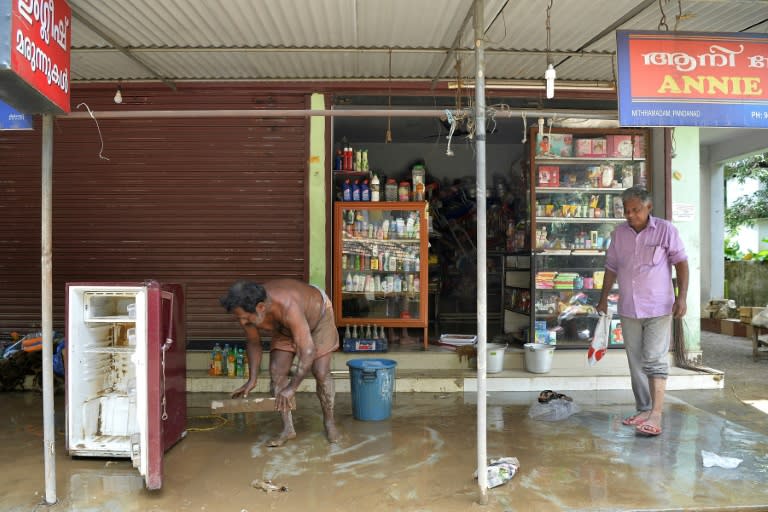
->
[114,87,123,104]
[545,64,556,99]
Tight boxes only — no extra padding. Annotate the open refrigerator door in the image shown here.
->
[66,281,186,490]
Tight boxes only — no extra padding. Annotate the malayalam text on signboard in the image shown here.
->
[0,0,71,114]
[617,30,768,128]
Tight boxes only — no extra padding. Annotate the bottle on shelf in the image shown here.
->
[370,174,380,202]
[344,146,353,171]
[236,348,244,377]
[209,345,217,376]
[361,179,370,201]
[342,179,352,201]
[398,181,410,201]
[334,149,343,171]
[227,348,236,377]
[222,344,230,376]
[352,180,361,201]
[385,179,398,201]
[213,343,222,376]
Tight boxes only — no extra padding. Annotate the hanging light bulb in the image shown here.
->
[545,63,556,99]
[543,0,556,99]
[113,84,123,104]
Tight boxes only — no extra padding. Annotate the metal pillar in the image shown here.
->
[473,0,489,504]
[41,113,57,504]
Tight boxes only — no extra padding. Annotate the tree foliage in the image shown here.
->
[724,152,768,231]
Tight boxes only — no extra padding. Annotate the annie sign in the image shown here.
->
[617,30,768,128]
[0,0,71,114]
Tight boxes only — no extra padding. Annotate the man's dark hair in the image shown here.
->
[220,280,267,313]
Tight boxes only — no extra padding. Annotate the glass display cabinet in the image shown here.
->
[333,201,429,349]
[530,127,650,348]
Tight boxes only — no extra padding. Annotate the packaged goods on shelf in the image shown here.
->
[536,133,573,157]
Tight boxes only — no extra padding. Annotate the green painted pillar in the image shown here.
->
[308,93,326,287]
[669,127,701,351]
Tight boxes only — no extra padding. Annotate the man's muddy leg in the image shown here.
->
[312,352,339,443]
[268,349,297,447]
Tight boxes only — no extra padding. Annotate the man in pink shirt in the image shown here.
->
[597,186,689,437]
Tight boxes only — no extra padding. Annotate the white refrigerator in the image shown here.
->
[65,281,186,490]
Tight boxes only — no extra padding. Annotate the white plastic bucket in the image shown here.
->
[487,343,507,374]
[524,343,555,374]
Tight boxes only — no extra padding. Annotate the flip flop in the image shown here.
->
[635,423,662,437]
[622,413,647,426]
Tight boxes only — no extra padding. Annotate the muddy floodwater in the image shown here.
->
[3,389,768,512]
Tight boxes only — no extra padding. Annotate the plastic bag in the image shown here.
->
[752,306,768,328]
[587,312,612,366]
[528,398,580,421]
[701,450,742,469]
[475,457,520,488]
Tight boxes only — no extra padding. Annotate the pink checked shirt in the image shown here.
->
[604,216,687,319]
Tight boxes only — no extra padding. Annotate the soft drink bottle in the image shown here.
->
[213,343,222,376]
[236,348,244,378]
[227,348,236,377]
[222,344,230,376]
[209,345,217,376]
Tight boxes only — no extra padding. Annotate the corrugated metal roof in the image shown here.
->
[67,0,768,84]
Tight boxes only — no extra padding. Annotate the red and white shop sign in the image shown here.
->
[3,0,71,113]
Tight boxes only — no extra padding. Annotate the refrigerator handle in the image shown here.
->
[161,290,175,346]
[159,290,176,422]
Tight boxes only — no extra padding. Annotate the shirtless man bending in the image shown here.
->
[220,279,340,446]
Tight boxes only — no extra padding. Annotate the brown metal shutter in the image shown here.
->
[0,85,310,341]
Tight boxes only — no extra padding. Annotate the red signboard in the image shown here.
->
[1,0,71,113]
[617,31,768,127]
[627,34,768,100]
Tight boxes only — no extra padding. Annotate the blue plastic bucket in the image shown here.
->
[346,358,397,421]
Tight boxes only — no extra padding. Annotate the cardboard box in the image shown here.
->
[741,306,766,324]
[721,318,748,337]
[537,166,560,186]
[536,133,573,157]
[573,138,608,157]
[607,135,645,158]
[701,317,721,333]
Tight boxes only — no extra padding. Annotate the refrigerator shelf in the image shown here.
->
[86,316,136,324]
[84,346,136,354]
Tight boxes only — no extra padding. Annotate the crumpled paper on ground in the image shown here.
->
[474,457,520,488]
[701,450,743,469]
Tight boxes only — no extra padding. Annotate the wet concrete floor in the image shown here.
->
[3,389,768,512]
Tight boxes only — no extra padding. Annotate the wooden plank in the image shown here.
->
[210,396,295,413]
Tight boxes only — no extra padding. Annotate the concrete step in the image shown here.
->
[187,346,724,394]
[187,366,723,394]
[187,345,633,373]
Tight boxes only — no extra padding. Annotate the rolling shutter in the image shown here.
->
[0,86,310,340]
